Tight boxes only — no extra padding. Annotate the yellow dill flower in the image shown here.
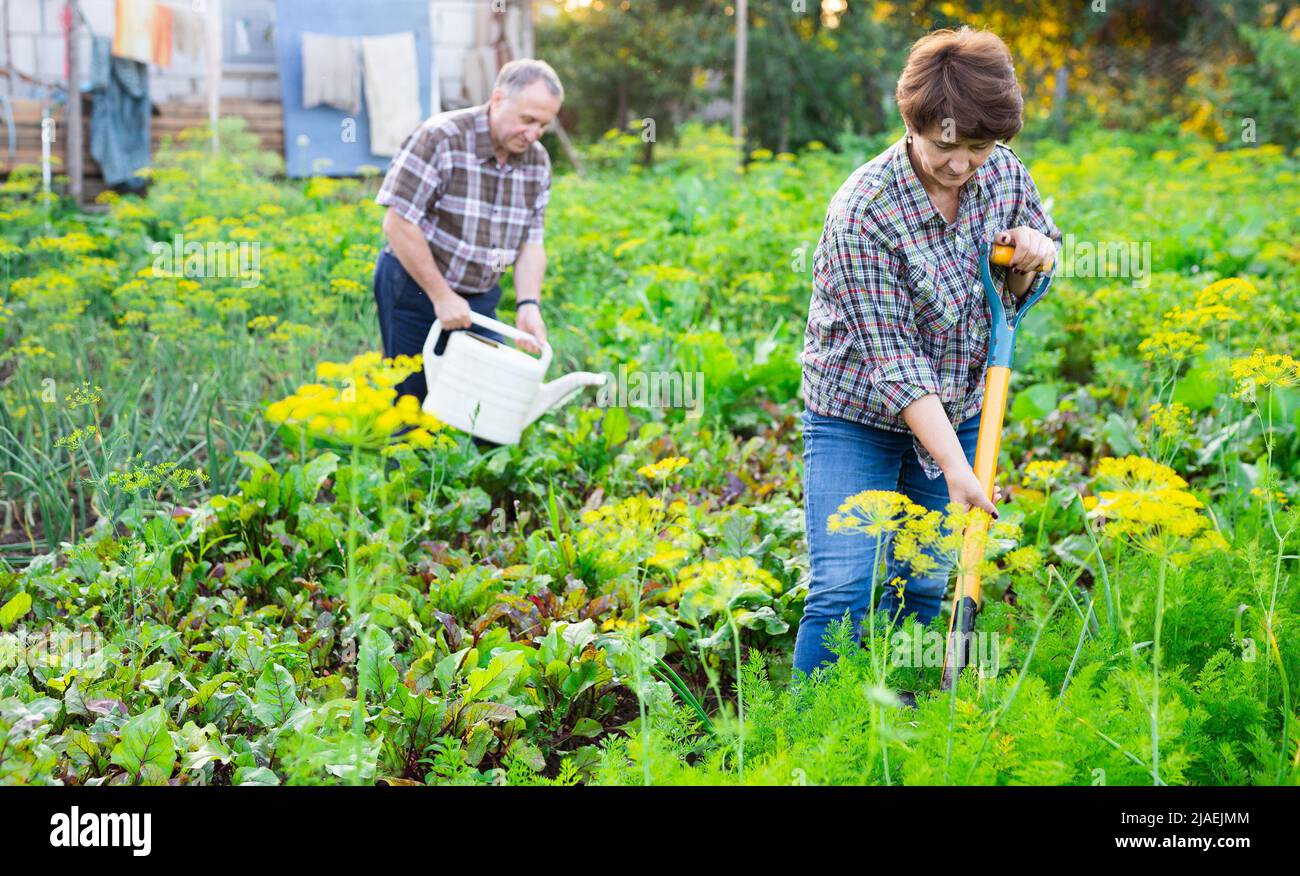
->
[1194,277,1256,307]
[1228,349,1300,401]
[0,338,52,362]
[646,548,689,569]
[885,502,994,578]
[54,424,99,452]
[64,381,104,409]
[1160,303,1240,331]
[28,231,99,258]
[1138,330,1207,364]
[637,456,690,481]
[1094,455,1188,490]
[304,177,343,199]
[1021,459,1074,489]
[1084,455,1222,559]
[329,277,366,297]
[828,490,922,536]
[1146,402,1193,438]
[887,576,906,600]
[1002,546,1043,576]
[675,556,782,621]
[1250,487,1289,505]
[269,322,317,344]
[105,458,209,494]
[266,351,445,450]
[248,314,280,331]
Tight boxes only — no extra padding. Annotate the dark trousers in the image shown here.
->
[373,248,506,407]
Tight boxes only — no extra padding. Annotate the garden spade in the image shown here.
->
[939,241,1056,692]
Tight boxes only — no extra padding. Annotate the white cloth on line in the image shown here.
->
[170,5,207,60]
[301,32,362,116]
[361,32,423,157]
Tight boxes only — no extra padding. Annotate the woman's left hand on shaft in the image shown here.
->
[995,227,1055,273]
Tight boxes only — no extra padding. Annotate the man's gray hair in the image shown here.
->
[494,59,565,101]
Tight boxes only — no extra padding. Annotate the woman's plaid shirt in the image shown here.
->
[375,103,551,296]
[800,136,1061,479]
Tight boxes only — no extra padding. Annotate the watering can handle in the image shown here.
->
[426,311,553,372]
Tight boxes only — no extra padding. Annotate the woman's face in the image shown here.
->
[907,124,997,190]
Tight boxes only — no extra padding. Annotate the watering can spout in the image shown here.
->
[524,370,608,427]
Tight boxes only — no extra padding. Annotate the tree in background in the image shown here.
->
[537,0,1300,158]
[867,0,1299,146]
[537,0,726,164]
[742,1,904,154]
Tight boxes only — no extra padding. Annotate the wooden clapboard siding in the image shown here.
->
[1,97,285,200]
[0,100,65,173]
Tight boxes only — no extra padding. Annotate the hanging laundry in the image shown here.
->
[361,32,423,157]
[151,3,174,68]
[301,33,362,116]
[89,35,151,189]
[462,46,497,105]
[170,5,207,60]
[112,0,156,64]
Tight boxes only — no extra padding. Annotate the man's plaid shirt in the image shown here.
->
[800,136,1061,479]
[376,103,551,296]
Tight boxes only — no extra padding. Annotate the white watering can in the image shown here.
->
[420,312,607,445]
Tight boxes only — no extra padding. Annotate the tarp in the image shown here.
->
[273,0,435,177]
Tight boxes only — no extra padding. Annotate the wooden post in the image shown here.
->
[2,1,13,101]
[41,104,52,193]
[732,0,747,168]
[520,0,535,59]
[206,0,222,154]
[66,0,83,206]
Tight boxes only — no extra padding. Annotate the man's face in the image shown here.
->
[489,81,562,154]
[908,123,996,188]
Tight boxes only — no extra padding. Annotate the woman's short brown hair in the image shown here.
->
[895,27,1024,142]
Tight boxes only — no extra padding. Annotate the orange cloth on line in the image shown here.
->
[151,4,174,68]
[112,0,155,64]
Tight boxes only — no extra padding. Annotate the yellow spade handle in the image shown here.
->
[950,365,1011,615]
[990,243,1054,272]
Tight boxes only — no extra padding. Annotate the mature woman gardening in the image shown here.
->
[795,27,1061,675]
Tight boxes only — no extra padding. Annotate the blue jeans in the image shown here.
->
[372,248,506,406]
[792,408,981,676]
